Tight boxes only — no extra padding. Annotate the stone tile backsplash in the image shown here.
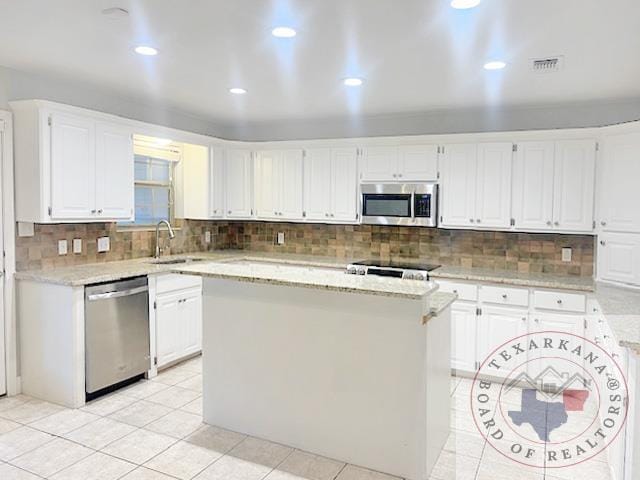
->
[15,221,595,277]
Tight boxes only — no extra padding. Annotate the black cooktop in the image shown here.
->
[352,260,441,271]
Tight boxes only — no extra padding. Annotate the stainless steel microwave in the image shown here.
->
[360,183,438,227]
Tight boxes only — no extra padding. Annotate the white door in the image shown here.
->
[280,150,304,220]
[180,289,202,357]
[331,148,358,222]
[477,306,528,378]
[599,133,640,233]
[209,148,225,218]
[398,145,438,181]
[155,292,182,368]
[598,232,640,285]
[360,146,398,181]
[440,144,478,228]
[95,122,133,220]
[304,148,332,221]
[0,119,5,395]
[225,150,253,218]
[475,143,513,228]
[50,112,96,219]
[254,150,281,220]
[451,302,478,373]
[552,140,596,232]
[513,142,555,230]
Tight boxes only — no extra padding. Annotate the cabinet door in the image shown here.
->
[280,149,304,220]
[225,150,253,218]
[254,150,281,220]
[513,142,555,230]
[398,145,438,181]
[155,293,182,368]
[475,143,513,228]
[180,289,202,356]
[95,122,134,220]
[304,148,332,221]
[50,112,96,219]
[440,144,477,228]
[553,140,596,232]
[598,233,640,285]
[477,306,528,378]
[210,148,225,218]
[599,133,640,233]
[331,148,358,222]
[451,301,478,373]
[175,143,210,220]
[361,146,398,181]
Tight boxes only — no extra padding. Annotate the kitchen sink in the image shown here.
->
[148,257,206,265]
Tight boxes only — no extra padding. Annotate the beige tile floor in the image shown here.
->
[0,357,615,480]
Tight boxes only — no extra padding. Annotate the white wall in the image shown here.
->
[1,64,640,142]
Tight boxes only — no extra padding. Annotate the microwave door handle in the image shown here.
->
[410,192,416,222]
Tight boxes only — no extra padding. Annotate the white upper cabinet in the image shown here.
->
[209,148,225,218]
[552,140,596,232]
[254,149,304,221]
[440,144,478,227]
[361,145,437,181]
[95,122,134,220]
[598,232,640,285]
[225,149,253,218]
[174,143,211,220]
[50,112,96,220]
[599,133,640,233]
[475,143,513,229]
[12,100,135,223]
[303,148,332,221]
[304,147,358,222]
[331,148,358,222]
[513,141,555,230]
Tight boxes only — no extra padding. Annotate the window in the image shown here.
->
[123,154,174,226]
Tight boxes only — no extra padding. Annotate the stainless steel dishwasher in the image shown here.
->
[85,276,150,397]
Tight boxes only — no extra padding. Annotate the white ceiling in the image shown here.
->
[0,0,639,123]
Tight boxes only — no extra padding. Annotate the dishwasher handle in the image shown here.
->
[86,285,148,302]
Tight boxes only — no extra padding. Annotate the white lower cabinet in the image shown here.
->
[477,305,528,378]
[451,302,478,372]
[153,275,203,369]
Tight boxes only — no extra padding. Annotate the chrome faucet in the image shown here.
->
[155,220,176,258]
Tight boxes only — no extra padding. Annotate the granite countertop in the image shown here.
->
[431,266,595,292]
[593,282,640,355]
[174,260,438,300]
[428,291,458,315]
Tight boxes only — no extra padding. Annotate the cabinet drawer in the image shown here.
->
[436,280,477,302]
[479,285,529,307]
[533,290,586,313]
[156,274,202,295]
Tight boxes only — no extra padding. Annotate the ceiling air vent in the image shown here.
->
[531,56,564,73]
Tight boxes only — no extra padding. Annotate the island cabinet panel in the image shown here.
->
[599,132,640,233]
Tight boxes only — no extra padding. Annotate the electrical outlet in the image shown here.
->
[58,240,68,255]
[205,231,211,243]
[73,238,82,254]
[97,236,110,253]
[562,247,572,262]
[277,232,285,245]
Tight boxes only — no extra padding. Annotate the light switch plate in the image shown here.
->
[58,240,68,255]
[277,232,285,245]
[97,236,110,253]
[73,238,82,254]
[562,247,572,262]
[205,231,211,243]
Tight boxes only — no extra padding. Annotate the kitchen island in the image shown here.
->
[175,260,454,480]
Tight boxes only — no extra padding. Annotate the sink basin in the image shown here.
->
[149,258,206,265]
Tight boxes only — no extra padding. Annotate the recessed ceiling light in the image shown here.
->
[343,77,363,87]
[450,0,481,9]
[271,26,297,38]
[484,60,507,70]
[134,45,158,56]
[229,87,247,95]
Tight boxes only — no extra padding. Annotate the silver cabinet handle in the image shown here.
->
[601,221,607,226]
[87,285,148,301]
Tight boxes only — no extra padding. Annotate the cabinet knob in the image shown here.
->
[97,209,103,214]
[325,213,329,217]
[90,209,96,214]
[534,318,540,323]
[600,240,606,246]
[612,353,619,358]
[502,294,508,299]
[452,289,458,294]
[392,174,397,178]
[557,299,563,304]
[227,210,232,214]
[398,173,402,178]
[330,213,335,217]
[554,221,559,226]
[469,219,475,223]
[476,219,481,223]
[600,221,606,226]
[546,221,552,226]
[522,317,526,322]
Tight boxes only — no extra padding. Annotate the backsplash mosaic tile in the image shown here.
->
[15,221,595,277]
